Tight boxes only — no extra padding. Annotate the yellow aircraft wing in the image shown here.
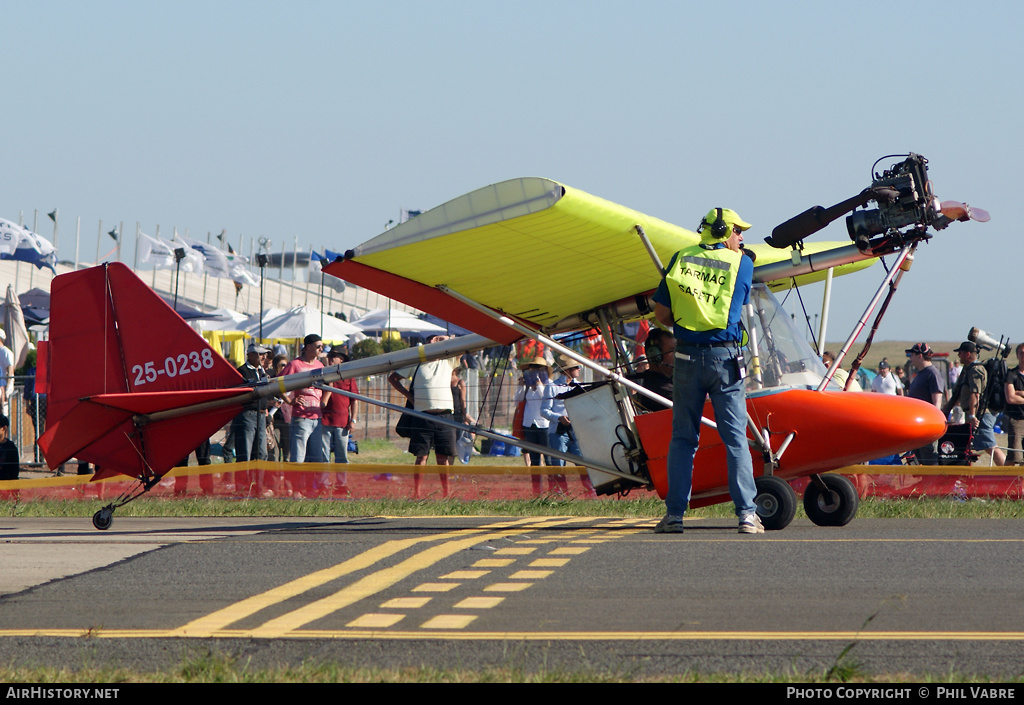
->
[332,178,873,334]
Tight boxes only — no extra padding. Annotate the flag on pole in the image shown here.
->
[0,218,25,257]
[2,285,31,369]
[400,209,422,223]
[138,232,177,268]
[0,227,57,273]
[230,264,260,287]
[310,248,345,292]
[308,248,324,278]
[177,233,230,278]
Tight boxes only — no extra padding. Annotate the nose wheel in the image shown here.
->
[803,473,859,526]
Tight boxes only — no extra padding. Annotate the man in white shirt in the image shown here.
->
[389,336,458,498]
[0,329,14,417]
[870,360,903,395]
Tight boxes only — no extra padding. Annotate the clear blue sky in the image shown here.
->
[3,1,1021,342]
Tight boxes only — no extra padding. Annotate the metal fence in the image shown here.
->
[6,381,44,466]
[351,368,521,440]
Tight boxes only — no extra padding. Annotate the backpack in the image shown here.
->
[979,356,1008,414]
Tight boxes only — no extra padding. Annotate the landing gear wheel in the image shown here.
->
[754,475,797,530]
[92,507,114,531]
[803,473,859,527]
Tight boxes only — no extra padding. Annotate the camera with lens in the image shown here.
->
[845,153,941,249]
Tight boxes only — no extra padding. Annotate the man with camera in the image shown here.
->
[652,207,761,535]
[944,341,1005,466]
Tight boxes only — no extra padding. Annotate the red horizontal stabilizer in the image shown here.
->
[42,263,246,479]
[38,387,251,473]
[323,259,522,345]
[38,401,133,470]
[85,388,252,415]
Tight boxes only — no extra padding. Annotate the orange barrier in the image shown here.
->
[2,463,1023,502]
[0,463,595,501]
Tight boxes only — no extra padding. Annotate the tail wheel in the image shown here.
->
[803,473,859,527]
[92,507,114,531]
[754,475,797,531]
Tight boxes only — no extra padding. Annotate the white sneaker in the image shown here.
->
[738,513,765,534]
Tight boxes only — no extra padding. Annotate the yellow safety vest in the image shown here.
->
[665,246,740,332]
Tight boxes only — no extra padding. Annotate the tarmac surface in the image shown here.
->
[2,515,1024,678]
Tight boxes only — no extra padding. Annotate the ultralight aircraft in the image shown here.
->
[34,153,986,530]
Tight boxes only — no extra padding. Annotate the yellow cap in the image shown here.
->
[698,208,752,241]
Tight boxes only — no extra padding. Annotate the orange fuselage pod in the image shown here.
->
[635,389,947,508]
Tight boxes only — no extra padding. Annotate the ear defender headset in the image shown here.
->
[646,330,665,364]
[699,208,729,239]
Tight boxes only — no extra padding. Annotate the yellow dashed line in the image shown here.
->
[453,596,505,609]
[346,613,405,628]
[494,547,537,555]
[484,582,533,592]
[530,558,570,567]
[441,570,490,580]
[509,570,553,580]
[381,597,431,609]
[412,583,460,593]
[472,558,516,568]
[421,615,477,629]
[549,547,589,555]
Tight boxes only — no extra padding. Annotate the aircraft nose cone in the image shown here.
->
[782,390,948,466]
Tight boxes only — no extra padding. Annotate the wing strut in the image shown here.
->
[816,244,915,391]
[312,385,642,483]
[437,286,673,411]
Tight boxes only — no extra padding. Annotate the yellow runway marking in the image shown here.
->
[412,583,460,593]
[381,597,431,609]
[472,558,516,568]
[509,570,553,580]
[421,615,477,629]
[549,547,590,555]
[453,596,505,609]
[529,558,570,567]
[248,530,528,637]
[441,570,490,580]
[484,582,533,592]
[167,529,485,637]
[494,547,537,555]
[346,613,405,628]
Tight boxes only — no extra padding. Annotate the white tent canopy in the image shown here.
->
[350,308,448,335]
[190,307,248,332]
[248,305,361,342]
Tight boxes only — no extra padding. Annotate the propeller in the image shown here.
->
[939,200,990,223]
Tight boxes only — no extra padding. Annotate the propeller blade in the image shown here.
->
[940,200,990,223]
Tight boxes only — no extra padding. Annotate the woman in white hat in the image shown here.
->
[514,356,552,494]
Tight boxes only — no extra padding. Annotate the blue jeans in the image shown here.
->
[547,425,580,466]
[232,410,267,462]
[290,417,325,463]
[666,345,757,517]
[322,425,350,463]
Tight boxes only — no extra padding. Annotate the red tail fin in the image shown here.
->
[38,264,246,479]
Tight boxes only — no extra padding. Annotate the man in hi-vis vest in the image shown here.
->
[652,207,762,535]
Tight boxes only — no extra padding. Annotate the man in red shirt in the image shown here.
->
[320,347,358,493]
